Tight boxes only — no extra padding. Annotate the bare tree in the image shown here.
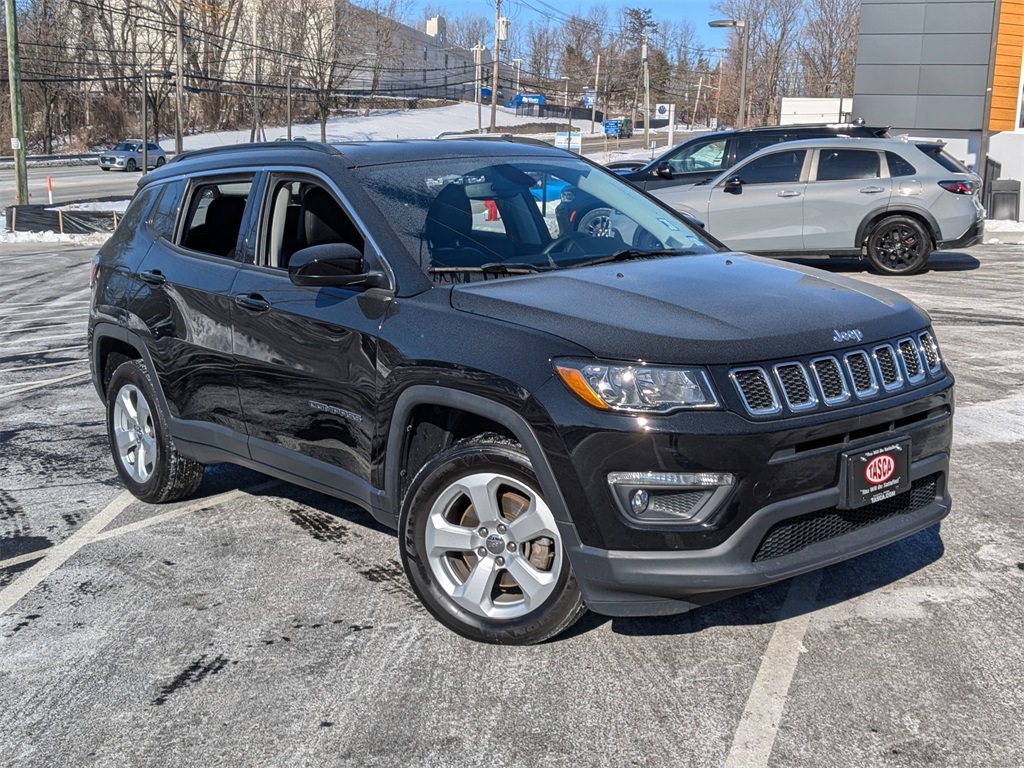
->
[799,0,859,97]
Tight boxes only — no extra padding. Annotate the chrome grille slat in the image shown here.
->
[730,368,781,415]
[811,357,851,405]
[918,332,941,373]
[844,351,880,399]
[898,338,926,383]
[773,363,817,411]
[873,344,903,391]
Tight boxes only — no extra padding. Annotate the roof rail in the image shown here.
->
[169,141,342,164]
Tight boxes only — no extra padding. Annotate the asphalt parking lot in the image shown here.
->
[1,241,1022,767]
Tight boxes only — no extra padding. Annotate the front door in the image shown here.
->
[230,175,391,488]
[706,148,809,253]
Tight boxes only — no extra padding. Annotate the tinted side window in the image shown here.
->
[816,149,881,181]
[179,177,254,258]
[734,135,784,163]
[886,152,917,177]
[734,149,806,185]
[148,179,185,240]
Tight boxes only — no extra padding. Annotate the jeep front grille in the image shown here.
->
[729,332,945,417]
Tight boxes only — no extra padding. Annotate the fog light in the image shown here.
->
[630,489,649,514]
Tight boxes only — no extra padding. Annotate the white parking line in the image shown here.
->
[0,490,133,616]
[0,371,90,397]
[724,572,822,768]
[0,480,281,616]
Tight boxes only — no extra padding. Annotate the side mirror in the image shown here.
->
[656,161,673,179]
[724,176,743,195]
[288,244,388,289]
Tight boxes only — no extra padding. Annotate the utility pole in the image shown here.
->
[590,53,600,134]
[474,41,483,133]
[642,35,650,149]
[141,72,148,175]
[175,7,184,154]
[286,72,292,140]
[4,0,29,205]
[488,0,502,132]
[251,14,261,142]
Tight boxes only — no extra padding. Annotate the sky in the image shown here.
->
[409,0,724,51]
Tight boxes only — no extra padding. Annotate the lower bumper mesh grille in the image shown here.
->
[752,474,940,563]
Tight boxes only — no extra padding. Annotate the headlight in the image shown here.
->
[554,358,719,413]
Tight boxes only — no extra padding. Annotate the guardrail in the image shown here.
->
[0,153,101,170]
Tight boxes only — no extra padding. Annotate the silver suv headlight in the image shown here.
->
[554,358,719,413]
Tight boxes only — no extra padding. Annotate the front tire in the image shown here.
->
[106,359,204,503]
[399,435,585,645]
[125,158,137,172]
[866,215,931,275]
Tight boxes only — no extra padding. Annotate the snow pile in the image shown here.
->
[984,219,1024,245]
[0,211,109,246]
[54,200,130,213]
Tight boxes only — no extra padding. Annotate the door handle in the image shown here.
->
[776,190,801,198]
[233,293,271,312]
[860,186,885,194]
[139,269,166,286]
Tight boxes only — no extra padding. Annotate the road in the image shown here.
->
[0,164,141,209]
[1,241,1021,767]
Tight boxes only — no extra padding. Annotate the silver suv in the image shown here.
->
[99,140,167,172]
[652,137,984,275]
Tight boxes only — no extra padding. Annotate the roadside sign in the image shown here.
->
[604,119,620,137]
[11,137,21,150]
[583,89,596,108]
[554,132,582,152]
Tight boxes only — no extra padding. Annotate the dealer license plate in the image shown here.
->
[841,438,911,509]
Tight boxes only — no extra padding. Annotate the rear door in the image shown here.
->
[705,147,809,252]
[132,173,256,446]
[802,148,891,252]
[229,172,392,491]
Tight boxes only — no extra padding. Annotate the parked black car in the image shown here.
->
[89,140,953,644]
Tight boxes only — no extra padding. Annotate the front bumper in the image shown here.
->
[571,453,949,616]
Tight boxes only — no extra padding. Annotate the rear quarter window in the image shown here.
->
[886,152,917,178]
[148,180,186,240]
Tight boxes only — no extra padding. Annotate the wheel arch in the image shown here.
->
[91,325,172,420]
[384,386,578,533]
[857,206,939,250]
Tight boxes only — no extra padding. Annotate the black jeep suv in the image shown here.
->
[89,140,953,644]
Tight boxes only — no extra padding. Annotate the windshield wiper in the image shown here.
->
[428,262,550,279]
[566,249,685,270]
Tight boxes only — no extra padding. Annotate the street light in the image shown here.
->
[561,75,569,108]
[512,58,523,94]
[709,19,749,129]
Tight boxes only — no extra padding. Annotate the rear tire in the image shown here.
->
[399,434,585,645]
[106,359,204,503]
[155,156,166,167]
[866,215,931,276]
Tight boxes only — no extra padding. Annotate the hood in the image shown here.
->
[450,255,928,365]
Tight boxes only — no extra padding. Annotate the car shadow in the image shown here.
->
[558,524,945,641]
[782,251,981,275]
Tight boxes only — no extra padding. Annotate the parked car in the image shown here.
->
[651,137,984,275]
[89,140,953,644]
[99,140,166,172]
[561,121,891,237]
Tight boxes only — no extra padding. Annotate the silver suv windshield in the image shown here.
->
[350,153,719,281]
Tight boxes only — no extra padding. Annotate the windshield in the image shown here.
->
[113,142,137,151]
[351,153,719,282]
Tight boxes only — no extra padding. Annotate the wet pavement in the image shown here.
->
[1,242,1022,767]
